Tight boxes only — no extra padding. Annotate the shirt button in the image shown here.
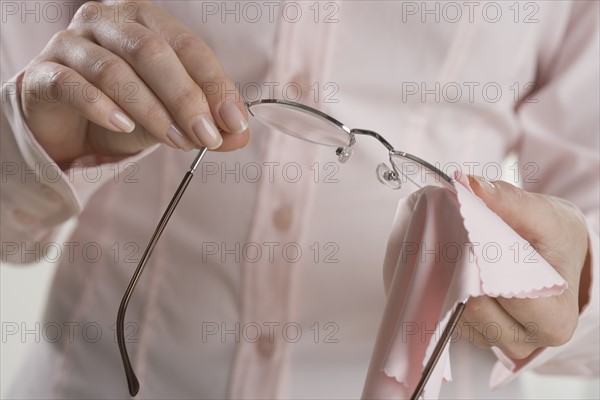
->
[273,204,293,231]
[12,209,38,227]
[257,334,276,359]
[40,185,62,203]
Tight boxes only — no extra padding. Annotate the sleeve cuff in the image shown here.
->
[1,73,159,236]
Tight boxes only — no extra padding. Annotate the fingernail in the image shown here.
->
[219,101,248,134]
[471,175,496,193]
[110,110,135,133]
[167,124,194,151]
[192,115,223,149]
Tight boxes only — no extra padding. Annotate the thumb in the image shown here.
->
[466,176,587,348]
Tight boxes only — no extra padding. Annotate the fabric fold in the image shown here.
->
[362,175,567,399]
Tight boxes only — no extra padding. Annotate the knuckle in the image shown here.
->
[463,297,485,318]
[47,68,69,86]
[172,87,202,110]
[207,75,233,101]
[89,55,125,84]
[171,33,225,82]
[44,67,74,100]
[114,1,142,23]
[206,68,228,87]
[552,197,588,240]
[540,320,577,347]
[48,30,72,49]
[501,181,524,202]
[72,1,106,25]
[143,101,169,127]
[172,33,205,55]
[125,33,169,61]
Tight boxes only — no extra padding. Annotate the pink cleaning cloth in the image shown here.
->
[362,173,567,399]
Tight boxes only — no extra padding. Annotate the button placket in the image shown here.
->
[227,3,341,398]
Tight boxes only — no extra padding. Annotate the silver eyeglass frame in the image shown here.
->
[117,98,464,400]
[246,99,453,190]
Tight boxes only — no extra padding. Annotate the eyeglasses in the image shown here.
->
[116,99,467,399]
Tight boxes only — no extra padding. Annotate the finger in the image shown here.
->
[461,296,539,359]
[497,295,578,348]
[468,177,588,263]
[72,4,224,150]
[468,176,581,346]
[85,120,161,156]
[25,61,135,134]
[216,129,252,152]
[132,2,251,139]
[468,176,553,241]
[46,30,195,151]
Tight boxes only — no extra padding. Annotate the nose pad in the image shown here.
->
[336,147,353,164]
[376,163,402,189]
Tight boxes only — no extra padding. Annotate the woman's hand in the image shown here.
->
[20,0,250,166]
[460,176,591,359]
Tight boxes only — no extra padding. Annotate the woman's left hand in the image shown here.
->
[459,176,591,359]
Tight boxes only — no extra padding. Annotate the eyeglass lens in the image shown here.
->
[247,100,352,147]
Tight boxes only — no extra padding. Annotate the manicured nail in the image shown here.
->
[472,175,496,193]
[192,115,223,149]
[167,124,194,151]
[109,110,135,133]
[219,101,248,134]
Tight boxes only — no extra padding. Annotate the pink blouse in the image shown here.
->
[1,1,598,398]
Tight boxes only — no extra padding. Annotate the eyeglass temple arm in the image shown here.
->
[116,148,208,397]
[410,300,467,400]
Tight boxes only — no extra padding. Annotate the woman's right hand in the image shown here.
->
[20,0,250,166]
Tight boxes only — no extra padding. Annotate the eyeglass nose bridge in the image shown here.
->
[348,129,406,190]
[345,128,402,188]
[350,128,453,190]
[350,128,394,151]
